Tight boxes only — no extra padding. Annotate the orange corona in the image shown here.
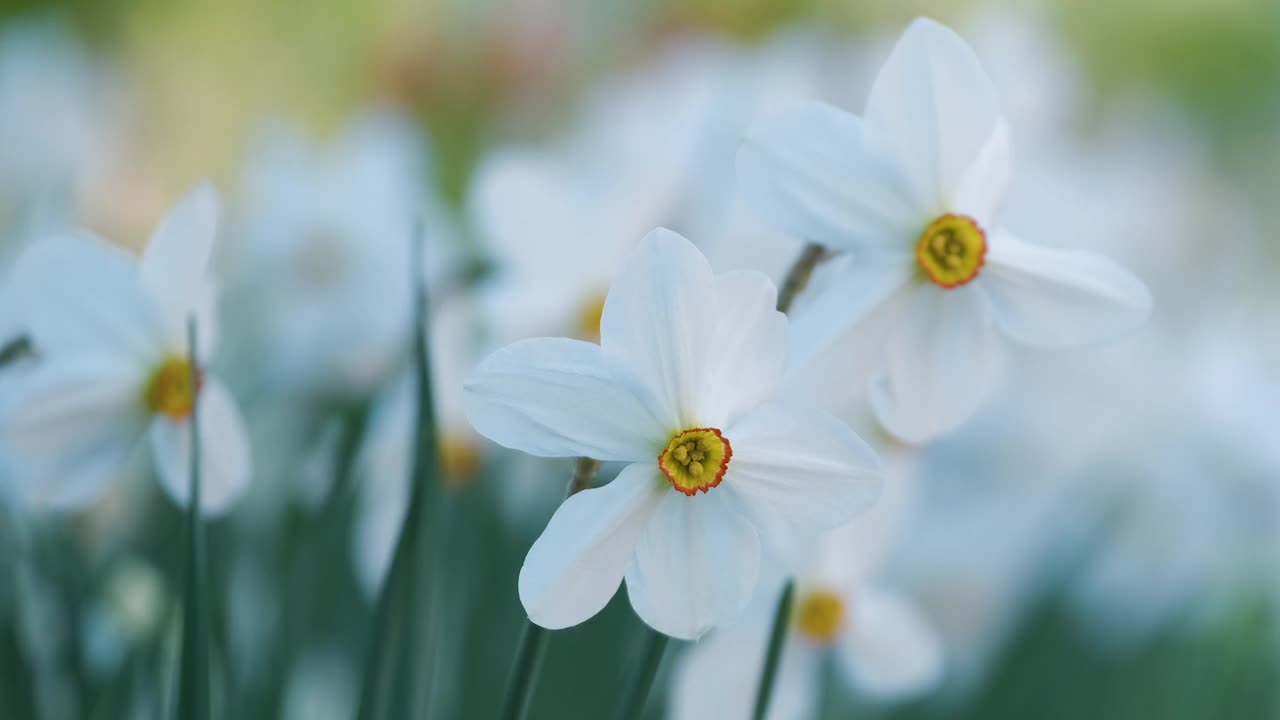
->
[658,427,732,496]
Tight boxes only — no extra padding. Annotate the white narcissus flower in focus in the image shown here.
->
[463,229,881,639]
[738,17,1152,443]
[671,451,942,720]
[1,185,251,514]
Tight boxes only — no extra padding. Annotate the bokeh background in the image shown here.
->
[0,0,1278,718]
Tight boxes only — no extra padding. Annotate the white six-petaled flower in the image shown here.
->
[463,228,881,639]
[738,17,1153,443]
[1,184,251,514]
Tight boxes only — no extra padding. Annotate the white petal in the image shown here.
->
[10,233,167,362]
[599,228,716,427]
[1,355,147,509]
[723,402,881,558]
[786,255,915,370]
[982,228,1152,347]
[0,281,19,346]
[624,490,761,640]
[518,463,665,630]
[869,284,1000,443]
[699,270,787,426]
[738,100,921,253]
[670,622,819,720]
[865,18,1008,217]
[140,183,219,311]
[150,377,252,516]
[463,337,666,462]
[836,586,943,700]
[949,121,1012,227]
[467,148,600,334]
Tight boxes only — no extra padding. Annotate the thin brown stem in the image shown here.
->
[567,456,601,497]
[776,243,829,314]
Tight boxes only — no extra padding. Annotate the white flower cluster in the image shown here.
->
[24,12,1277,717]
[461,15,1149,685]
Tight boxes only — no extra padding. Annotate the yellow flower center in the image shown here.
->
[143,356,201,420]
[915,214,987,289]
[440,434,483,489]
[794,588,845,644]
[658,427,731,496]
[575,292,607,342]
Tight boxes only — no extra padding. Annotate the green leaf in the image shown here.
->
[175,318,209,720]
[356,219,443,720]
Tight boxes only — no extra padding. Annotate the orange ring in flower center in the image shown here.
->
[658,427,731,496]
[915,213,987,289]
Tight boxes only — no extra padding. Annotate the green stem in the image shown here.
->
[0,335,31,368]
[176,318,209,720]
[500,457,601,720]
[776,243,827,314]
[614,629,670,720]
[500,623,550,720]
[751,581,795,720]
[355,219,443,720]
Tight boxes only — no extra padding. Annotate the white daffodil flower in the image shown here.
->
[738,17,1152,443]
[1,185,251,515]
[0,19,113,210]
[463,229,881,639]
[235,110,456,398]
[671,450,942,720]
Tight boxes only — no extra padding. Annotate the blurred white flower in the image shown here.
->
[0,20,114,213]
[887,434,1071,691]
[671,451,941,720]
[738,17,1152,443]
[81,556,167,679]
[464,229,880,639]
[234,109,456,398]
[468,31,853,343]
[1,185,251,515]
[1037,327,1280,647]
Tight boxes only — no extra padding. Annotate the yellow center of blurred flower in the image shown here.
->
[794,588,845,644]
[440,434,483,488]
[144,356,200,420]
[658,428,731,496]
[576,292,608,342]
[915,214,986,289]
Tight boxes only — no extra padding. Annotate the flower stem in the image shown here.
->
[614,628,669,720]
[0,335,30,368]
[356,219,442,720]
[176,318,209,720]
[777,243,828,314]
[500,456,601,720]
[568,456,601,495]
[500,622,550,720]
[751,580,795,720]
